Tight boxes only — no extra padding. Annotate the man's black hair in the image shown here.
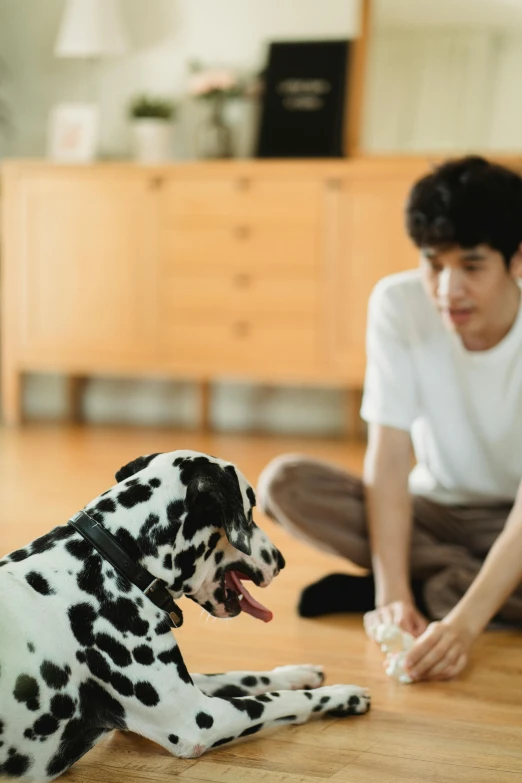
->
[405,156,522,268]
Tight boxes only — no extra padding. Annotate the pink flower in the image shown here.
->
[188,69,237,96]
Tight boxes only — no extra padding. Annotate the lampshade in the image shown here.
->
[55,0,129,58]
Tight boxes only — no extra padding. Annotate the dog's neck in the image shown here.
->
[82,479,190,598]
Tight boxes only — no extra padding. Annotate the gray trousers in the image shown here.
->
[257,454,522,621]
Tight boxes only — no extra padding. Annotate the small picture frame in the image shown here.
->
[48,103,100,163]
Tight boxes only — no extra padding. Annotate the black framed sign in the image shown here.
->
[256,40,350,158]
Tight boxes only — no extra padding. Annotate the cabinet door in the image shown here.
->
[14,171,158,370]
[328,165,426,384]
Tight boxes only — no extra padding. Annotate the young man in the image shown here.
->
[258,156,522,682]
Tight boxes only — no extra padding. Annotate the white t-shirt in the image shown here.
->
[360,269,522,505]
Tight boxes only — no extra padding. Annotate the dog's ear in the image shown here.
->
[115,453,162,483]
[185,466,252,556]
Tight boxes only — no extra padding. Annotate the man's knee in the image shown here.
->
[257,454,310,520]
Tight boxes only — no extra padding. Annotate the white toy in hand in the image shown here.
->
[368,622,415,684]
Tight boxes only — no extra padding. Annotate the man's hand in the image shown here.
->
[364,600,428,638]
[404,619,474,681]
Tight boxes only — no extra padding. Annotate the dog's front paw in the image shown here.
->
[316,684,371,717]
[271,664,325,690]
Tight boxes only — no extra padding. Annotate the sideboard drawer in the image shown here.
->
[161,224,318,273]
[161,178,320,225]
[161,270,319,320]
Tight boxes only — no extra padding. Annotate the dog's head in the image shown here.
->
[108,450,285,622]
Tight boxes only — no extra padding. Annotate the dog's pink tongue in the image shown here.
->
[229,571,273,623]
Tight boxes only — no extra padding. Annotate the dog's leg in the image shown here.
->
[130,681,370,759]
[192,664,325,697]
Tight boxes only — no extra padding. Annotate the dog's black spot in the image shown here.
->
[110,672,134,697]
[214,551,224,565]
[202,601,214,614]
[149,478,161,488]
[33,714,60,736]
[227,697,264,720]
[275,550,286,571]
[68,603,96,647]
[260,676,270,685]
[95,498,117,514]
[115,573,132,593]
[134,682,160,707]
[155,618,171,635]
[303,691,313,700]
[241,676,258,687]
[114,527,142,562]
[51,694,76,720]
[47,679,126,778]
[312,704,322,713]
[276,715,297,722]
[167,499,184,521]
[255,694,272,703]
[136,597,144,608]
[163,553,173,570]
[100,597,149,637]
[240,723,263,737]
[0,750,31,777]
[204,532,221,561]
[13,675,40,711]
[117,483,153,509]
[246,486,256,506]
[115,453,161,483]
[133,646,154,666]
[195,711,214,729]
[85,649,112,683]
[76,651,86,664]
[27,642,35,653]
[40,662,71,690]
[25,571,56,596]
[320,696,331,704]
[348,695,360,706]
[66,538,92,560]
[260,549,271,565]
[212,736,235,748]
[95,633,132,667]
[213,685,249,698]
[77,555,104,597]
[157,645,192,684]
[168,734,179,744]
[173,457,185,468]
[172,542,205,588]
[8,548,29,562]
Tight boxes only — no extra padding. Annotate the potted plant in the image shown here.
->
[128,95,176,163]
[188,63,245,159]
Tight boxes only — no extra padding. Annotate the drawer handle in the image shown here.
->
[234,273,251,288]
[233,225,251,240]
[233,321,250,337]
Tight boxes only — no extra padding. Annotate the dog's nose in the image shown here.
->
[275,550,285,571]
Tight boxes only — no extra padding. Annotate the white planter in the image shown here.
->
[131,119,172,163]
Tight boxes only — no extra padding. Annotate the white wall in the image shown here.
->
[0,0,359,433]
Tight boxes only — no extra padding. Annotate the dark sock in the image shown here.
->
[297,573,429,618]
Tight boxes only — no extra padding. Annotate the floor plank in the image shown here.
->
[1,425,521,783]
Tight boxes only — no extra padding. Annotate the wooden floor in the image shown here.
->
[1,425,521,783]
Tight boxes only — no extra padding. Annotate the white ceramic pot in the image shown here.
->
[131,119,172,163]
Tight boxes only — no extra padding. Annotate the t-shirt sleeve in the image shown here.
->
[360,279,419,431]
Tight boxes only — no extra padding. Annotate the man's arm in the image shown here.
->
[363,422,428,636]
[405,479,522,681]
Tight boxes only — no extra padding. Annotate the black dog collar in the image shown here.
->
[69,510,183,627]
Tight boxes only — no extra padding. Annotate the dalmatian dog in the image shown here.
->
[0,450,370,782]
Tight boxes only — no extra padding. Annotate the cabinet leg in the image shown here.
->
[198,380,212,433]
[1,366,22,426]
[65,376,87,423]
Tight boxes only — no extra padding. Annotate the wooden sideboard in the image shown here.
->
[0,156,495,427]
